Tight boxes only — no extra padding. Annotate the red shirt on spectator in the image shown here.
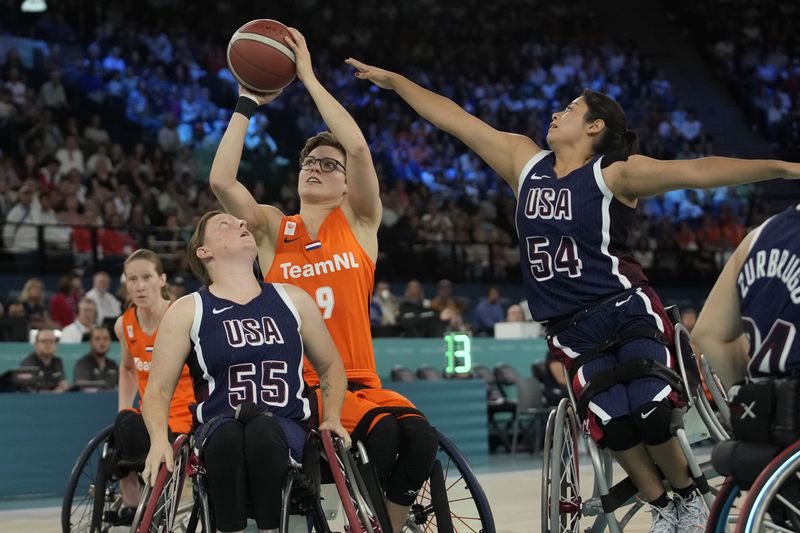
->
[721,220,746,247]
[49,293,76,327]
[99,227,136,256]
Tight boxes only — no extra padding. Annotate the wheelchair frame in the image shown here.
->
[541,318,729,533]
[131,427,495,533]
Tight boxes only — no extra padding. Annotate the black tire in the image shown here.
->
[407,430,495,533]
[61,424,118,533]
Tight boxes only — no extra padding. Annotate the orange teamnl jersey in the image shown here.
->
[265,207,379,388]
[121,305,194,434]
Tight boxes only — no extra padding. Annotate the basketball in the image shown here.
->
[227,19,296,93]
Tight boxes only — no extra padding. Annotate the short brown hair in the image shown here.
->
[124,249,171,301]
[298,131,346,166]
[186,210,223,287]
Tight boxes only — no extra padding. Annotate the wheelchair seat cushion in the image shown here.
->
[711,440,780,489]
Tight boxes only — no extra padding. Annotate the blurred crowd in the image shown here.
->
[668,0,800,159]
[0,0,782,319]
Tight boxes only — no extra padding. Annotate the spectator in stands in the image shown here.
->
[38,69,69,113]
[18,277,55,329]
[505,304,525,322]
[473,286,505,336]
[83,114,110,147]
[60,298,98,343]
[430,278,468,315]
[2,184,38,252]
[73,325,118,390]
[372,280,399,326]
[85,271,122,325]
[399,279,430,315]
[19,328,68,392]
[49,272,83,328]
[54,136,85,179]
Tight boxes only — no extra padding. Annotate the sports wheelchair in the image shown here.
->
[541,306,730,532]
[129,427,495,532]
[704,377,800,533]
[61,423,194,533]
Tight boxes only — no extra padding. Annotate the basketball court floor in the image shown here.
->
[0,451,677,532]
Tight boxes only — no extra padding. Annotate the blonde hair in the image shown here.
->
[19,278,45,303]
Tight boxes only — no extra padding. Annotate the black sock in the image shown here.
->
[675,482,696,499]
[650,491,670,508]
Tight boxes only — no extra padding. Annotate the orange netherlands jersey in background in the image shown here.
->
[121,305,194,434]
[264,207,379,388]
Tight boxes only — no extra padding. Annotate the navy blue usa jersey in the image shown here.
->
[737,205,800,379]
[187,283,310,424]
[515,151,648,322]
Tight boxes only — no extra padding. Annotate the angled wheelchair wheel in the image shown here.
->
[543,398,581,533]
[62,424,121,533]
[736,439,800,533]
[321,430,375,533]
[705,476,741,533]
[542,398,581,532]
[132,434,191,533]
[404,430,495,533]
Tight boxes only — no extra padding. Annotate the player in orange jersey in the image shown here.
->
[209,28,437,531]
[114,249,195,523]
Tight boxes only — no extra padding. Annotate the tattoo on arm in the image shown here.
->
[321,375,331,401]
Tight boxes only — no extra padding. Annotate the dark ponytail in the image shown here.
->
[582,89,638,156]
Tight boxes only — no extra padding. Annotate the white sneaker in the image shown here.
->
[675,492,708,532]
[649,499,678,533]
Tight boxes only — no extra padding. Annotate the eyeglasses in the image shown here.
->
[300,156,346,173]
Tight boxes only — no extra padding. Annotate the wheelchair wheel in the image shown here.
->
[705,477,741,533]
[542,398,581,533]
[405,430,496,533]
[62,424,121,533]
[736,439,800,533]
[321,430,370,532]
[132,434,190,533]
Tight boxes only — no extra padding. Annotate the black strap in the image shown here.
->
[568,325,669,382]
[351,406,425,443]
[576,358,684,420]
[234,95,258,119]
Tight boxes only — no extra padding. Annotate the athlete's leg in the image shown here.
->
[386,416,438,532]
[243,415,294,531]
[358,388,437,532]
[113,410,150,508]
[203,420,247,533]
[618,337,693,491]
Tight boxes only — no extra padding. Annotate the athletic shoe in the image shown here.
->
[649,499,678,533]
[675,492,708,532]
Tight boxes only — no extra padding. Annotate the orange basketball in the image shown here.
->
[226,19,296,93]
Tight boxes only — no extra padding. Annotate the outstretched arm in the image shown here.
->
[692,230,754,388]
[208,89,284,243]
[346,58,540,191]
[608,155,800,201]
[285,29,380,225]
[141,296,194,484]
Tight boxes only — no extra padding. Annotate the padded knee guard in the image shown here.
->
[600,416,641,451]
[364,415,400,489]
[113,410,150,463]
[631,401,673,446]
[387,416,439,506]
